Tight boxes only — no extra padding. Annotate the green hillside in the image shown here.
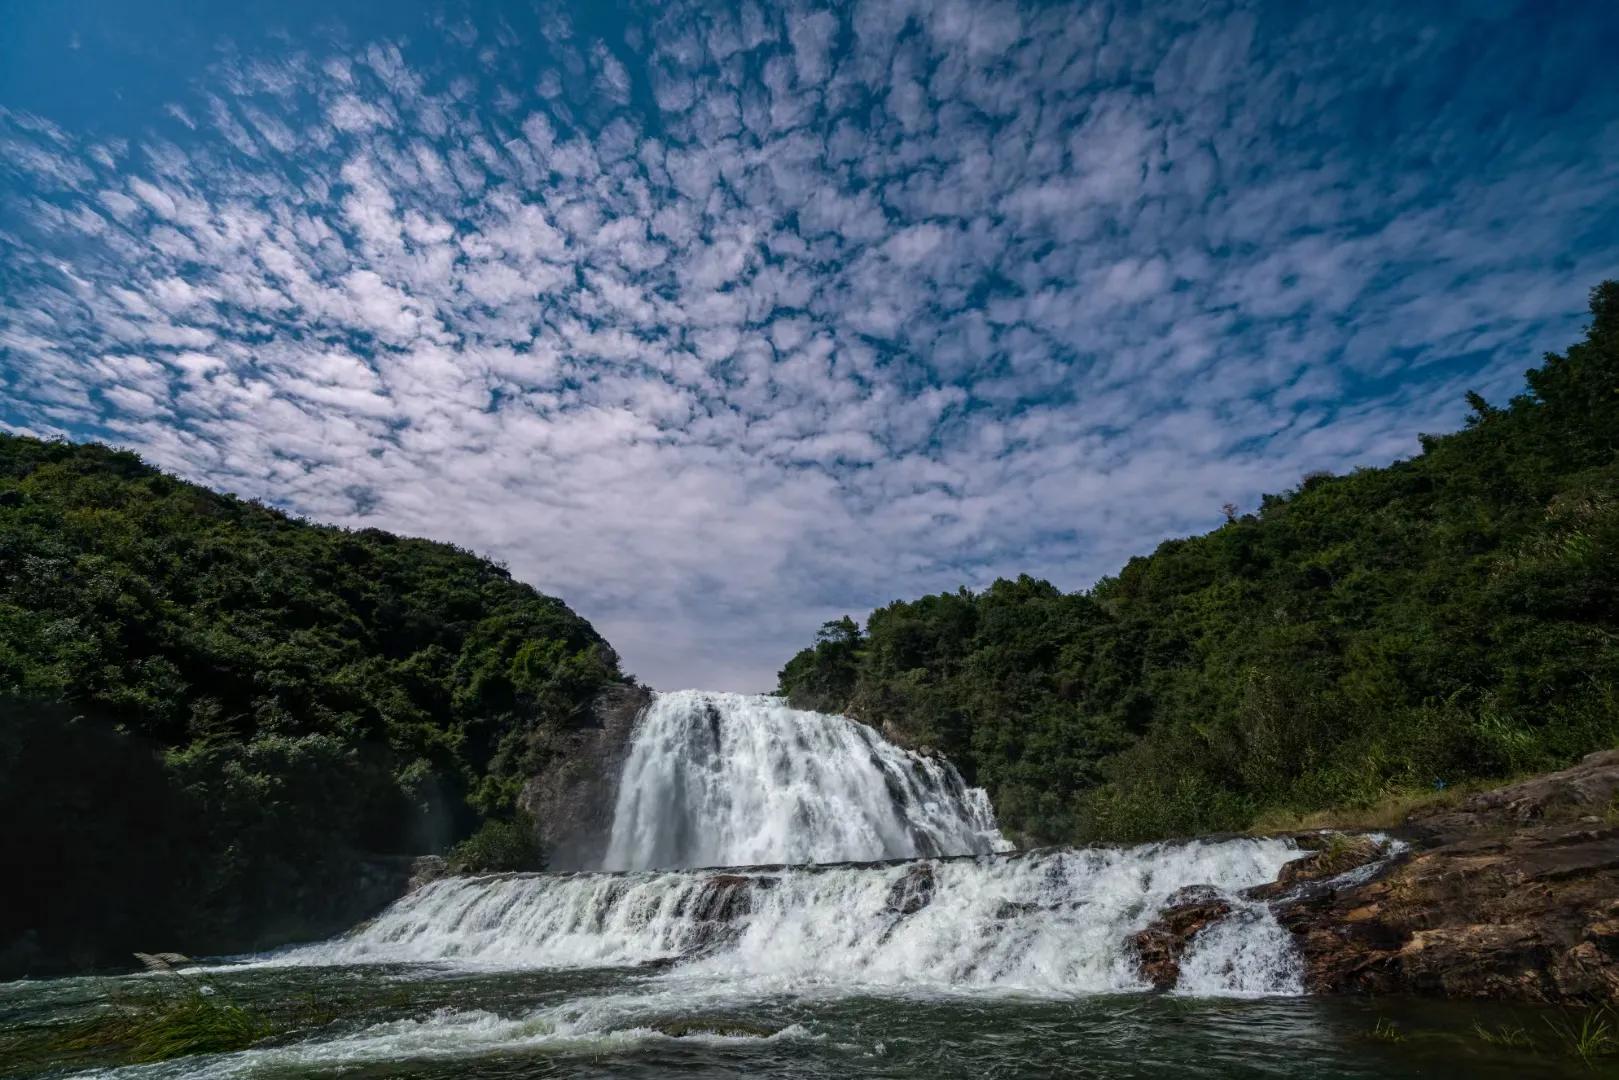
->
[0,436,626,972]
[780,282,1619,844]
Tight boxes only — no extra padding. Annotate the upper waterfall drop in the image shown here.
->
[601,690,1009,871]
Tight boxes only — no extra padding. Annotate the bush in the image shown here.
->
[446,812,545,875]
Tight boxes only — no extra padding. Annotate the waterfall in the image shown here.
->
[274,840,1304,995]
[600,691,1008,872]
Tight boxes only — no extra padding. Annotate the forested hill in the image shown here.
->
[780,281,1619,846]
[0,435,627,973]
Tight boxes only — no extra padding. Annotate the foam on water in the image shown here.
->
[271,838,1305,996]
[602,690,1008,871]
[84,990,817,1079]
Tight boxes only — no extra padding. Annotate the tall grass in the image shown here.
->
[1543,1006,1618,1068]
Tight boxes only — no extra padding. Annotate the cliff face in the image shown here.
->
[519,683,654,870]
[1135,750,1619,1005]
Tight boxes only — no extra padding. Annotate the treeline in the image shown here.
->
[780,282,1619,845]
[0,436,625,974]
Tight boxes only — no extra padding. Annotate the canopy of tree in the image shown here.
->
[0,437,625,973]
[780,282,1619,845]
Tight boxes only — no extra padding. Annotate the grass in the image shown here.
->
[1472,1021,1533,1050]
[1366,1017,1406,1044]
[1248,776,1511,834]
[1543,1006,1618,1068]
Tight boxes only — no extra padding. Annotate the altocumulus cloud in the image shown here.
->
[1,0,1617,689]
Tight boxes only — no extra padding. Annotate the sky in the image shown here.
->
[1,1,1616,691]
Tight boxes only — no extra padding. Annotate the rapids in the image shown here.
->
[268,839,1303,996]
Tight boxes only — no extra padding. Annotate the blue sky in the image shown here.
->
[2,1,1616,690]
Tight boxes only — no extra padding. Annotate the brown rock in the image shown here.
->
[1246,835,1386,900]
[1269,753,1619,1005]
[1408,749,1619,844]
[1131,885,1233,990]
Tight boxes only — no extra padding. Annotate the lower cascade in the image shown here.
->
[601,690,1008,871]
[278,839,1305,996]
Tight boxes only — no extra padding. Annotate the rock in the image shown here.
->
[1246,835,1385,900]
[636,956,682,972]
[665,874,763,952]
[517,683,654,870]
[686,875,756,923]
[1262,752,1619,1005]
[651,1018,780,1039]
[1407,749,1619,844]
[407,855,449,892]
[884,862,936,916]
[1131,886,1233,991]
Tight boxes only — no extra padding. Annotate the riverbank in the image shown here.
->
[1139,750,1619,1006]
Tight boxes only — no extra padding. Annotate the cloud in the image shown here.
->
[1,1,1616,691]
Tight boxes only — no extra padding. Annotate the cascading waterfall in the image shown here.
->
[273,839,1304,995]
[254,689,1335,1003]
[601,691,1008,871]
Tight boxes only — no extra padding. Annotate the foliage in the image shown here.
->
[446,811,546,875]
[0,439,627,973]
[779,281,1619,844]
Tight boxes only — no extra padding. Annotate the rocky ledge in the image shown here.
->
[1134,750,1619,1005]
[518,682,654,870]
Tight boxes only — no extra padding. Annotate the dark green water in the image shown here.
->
[0,963,1600,1079]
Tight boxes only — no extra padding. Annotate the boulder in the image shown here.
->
[1130,885,1233,991]
[884,862,936,916]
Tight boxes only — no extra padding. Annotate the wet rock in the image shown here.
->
[407,855,449,892]
[688,875,755,923]
[1131,886,1232,991]
[884,862,936,916]
[1246,835,1385,901]
[1261,752,1619,1005]
[636,956,682,972]
[652,1018,780,1039]
[517,683,654,870]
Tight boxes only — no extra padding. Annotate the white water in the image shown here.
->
[274,839,1303,996]
[602,691,1008,871]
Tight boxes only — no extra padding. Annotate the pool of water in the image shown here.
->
[0,962,1589,1078]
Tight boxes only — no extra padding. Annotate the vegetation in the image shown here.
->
[0,988,271,1071]
[1543,1006,1618,1068]
[0,436,627,974]
[1366,1017,1407,1044]
[446,810,546,875]
[1472,1021,1533,1050]
[780,281,1619,844]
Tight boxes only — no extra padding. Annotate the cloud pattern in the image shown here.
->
[2,1,1617,689]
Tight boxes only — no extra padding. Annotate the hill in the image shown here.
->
[0,435,627,973]
[779,282,1619,845]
